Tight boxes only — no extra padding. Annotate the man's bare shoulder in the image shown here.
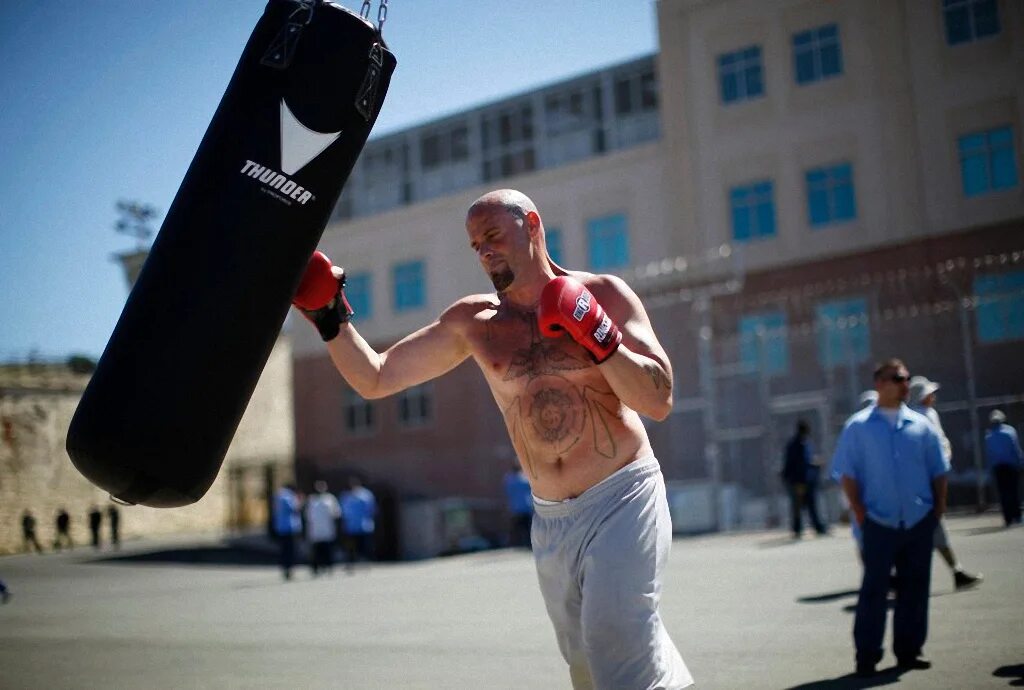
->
[438,293,500,326]
[567,270,637,305]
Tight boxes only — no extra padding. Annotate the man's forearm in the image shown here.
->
[932,475,948,518]
[598,346,673,421]
[324,324,386,398]
[840,476,866,524]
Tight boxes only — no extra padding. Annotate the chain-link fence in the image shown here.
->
[640,247,1024,531]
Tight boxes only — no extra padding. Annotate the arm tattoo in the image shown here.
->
[643,362,671,391]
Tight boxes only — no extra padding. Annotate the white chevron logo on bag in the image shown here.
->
[279,99,342,175]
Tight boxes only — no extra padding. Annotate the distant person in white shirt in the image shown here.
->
[305,480,341,577]
[909,376,982,591]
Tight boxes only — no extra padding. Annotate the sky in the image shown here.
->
[0,0,658,361]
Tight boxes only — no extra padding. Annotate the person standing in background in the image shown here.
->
[909,376,982,590]
[107,505,121,549]
[88,506,103,549]
[503,464,534,548]
[272,483,303,580]
[339,476,377,571]
[305,480,341,576]
[831,359,948,677]
[985,409,1022,527]
[781,419,827,538]
[53,508,73,551]
[21,510,42,554]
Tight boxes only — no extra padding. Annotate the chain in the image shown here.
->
[291,0,315,25]
[360,0,388,34]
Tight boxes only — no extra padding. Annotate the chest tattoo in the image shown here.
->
[495,312,589,382]
[486,304,620,479]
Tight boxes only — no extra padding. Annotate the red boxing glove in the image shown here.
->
[293,251,354,341]
[537,276,622,363]
[293,251,338,310]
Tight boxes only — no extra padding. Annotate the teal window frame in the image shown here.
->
[974,271,1024,343]
[739,311,789,376]
[816,297,870,368]
[587,214,629,271]
[393,260,425,313]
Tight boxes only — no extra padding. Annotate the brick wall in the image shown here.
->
[0,337,295,555]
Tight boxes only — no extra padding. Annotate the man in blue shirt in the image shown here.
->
[985,409,1022,527]
[504,464,535,548]
[339,476,377,570]
[272,483,303,580]
[831,359,949,677]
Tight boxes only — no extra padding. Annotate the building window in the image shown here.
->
[816,297,870,368]
[481,103,536,181]
[356,141,410,215]
[545,227,564,266]
[345,272,373,322]
[718,45,764,104]
[544,84,606,163]
[958,126,1018,197]
[546,86,602,135]
[344,388,375,435]
[806,162,857,226]
[943,0,1000,45]
[739,311,789,376]
[974,271,1024,343]
[392,260,425,312]
[420,124,470,171]
[792,24,842,85]
[587,213,629,271]
[729,180,776,242]
[398,384,432,427]
[614,68,658,116]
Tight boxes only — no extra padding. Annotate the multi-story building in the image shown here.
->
[292,0,1024,545]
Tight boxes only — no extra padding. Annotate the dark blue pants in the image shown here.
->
[993,465,1021,526]
[787,483,826,535]
[279,533,296,578]
[854,514,935,666]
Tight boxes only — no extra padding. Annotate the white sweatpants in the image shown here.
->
[531,456,694,690]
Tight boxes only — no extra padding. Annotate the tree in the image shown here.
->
[67,355,97,374]
[114,200,159,249]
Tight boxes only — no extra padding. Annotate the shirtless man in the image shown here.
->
[297,189,693,689]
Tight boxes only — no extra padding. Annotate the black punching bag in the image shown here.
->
[67,0,396,507]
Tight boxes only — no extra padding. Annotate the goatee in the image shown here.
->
[490,269,515,292]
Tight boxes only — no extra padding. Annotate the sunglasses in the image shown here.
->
[888,374,910,384]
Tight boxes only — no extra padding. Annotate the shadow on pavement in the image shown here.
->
[993,663,1024,686]
[796,589,859,604]
[88,546,280,567]
[957,525,1011,536]
[758,535,803,548]
[785,666,906,689]
[86,540,281,568]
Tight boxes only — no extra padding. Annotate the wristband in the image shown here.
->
[301,275,354,341]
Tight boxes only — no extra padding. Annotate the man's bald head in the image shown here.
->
[467,189,539,222]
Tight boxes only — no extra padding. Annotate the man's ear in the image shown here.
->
[526,210,541,237]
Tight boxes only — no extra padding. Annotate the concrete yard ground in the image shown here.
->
[1,513,1021,689]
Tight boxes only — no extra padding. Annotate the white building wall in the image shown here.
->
[657,0,1023,272]
[904,0,1024,234]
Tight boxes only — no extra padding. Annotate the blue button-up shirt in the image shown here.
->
[985,424,1023,469]
[273,487,302,536]
[340,487,377,535]
[831,404,949,529]
[504,470,534,515]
